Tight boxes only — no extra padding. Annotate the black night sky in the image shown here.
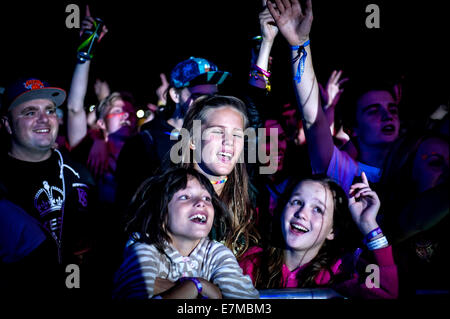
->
[0,0,448,119]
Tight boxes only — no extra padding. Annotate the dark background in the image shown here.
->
[0,0,448,120]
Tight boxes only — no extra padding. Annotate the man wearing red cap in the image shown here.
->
[0,77,96,295]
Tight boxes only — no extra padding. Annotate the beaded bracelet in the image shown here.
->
[366,236,389,251]
[249,69,271,92]
[363,227,383,244]
[252,64,271,78]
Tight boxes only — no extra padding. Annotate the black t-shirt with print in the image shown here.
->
[0,149,95,265]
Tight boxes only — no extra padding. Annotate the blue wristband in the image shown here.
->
[178,277,203,295]
[291,39,310,84]
[363,227,383,244]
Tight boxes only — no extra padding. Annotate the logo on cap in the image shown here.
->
[25,79,45,90]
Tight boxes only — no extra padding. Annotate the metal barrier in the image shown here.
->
[259,288,346,299]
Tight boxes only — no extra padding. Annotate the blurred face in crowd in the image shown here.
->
[354,90,400,147]
[3,98,58,161]
[122,99,137,130]
[412,137,449,193]
[281,104,302,144]
[261,119,287,173]
[98,98,130,136]
[176,84,218,112]
[282,180,335,257]
[193,106,245,179]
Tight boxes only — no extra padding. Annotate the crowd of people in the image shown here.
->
[0,0,448,300]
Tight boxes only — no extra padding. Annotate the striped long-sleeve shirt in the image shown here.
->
[112,237,259,299]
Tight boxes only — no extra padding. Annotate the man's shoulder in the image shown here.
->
[54,149,94,184]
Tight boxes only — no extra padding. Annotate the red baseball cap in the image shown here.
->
[2,77,66,113]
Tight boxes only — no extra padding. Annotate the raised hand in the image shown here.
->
[320,70,349,111]
[348,172,381,236]
[80,5,108,42]
[267,0,313,46]
[260,0,279,43]
[94,78,111,102]
[156,73,169,106]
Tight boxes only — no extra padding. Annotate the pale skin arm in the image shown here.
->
[154,277,222,299]
[67,60,90,148]
[255,0,279,72]
[268,0,334,173]
[67,6,108,148]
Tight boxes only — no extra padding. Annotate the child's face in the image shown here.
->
[281,180,335,254]
[194,106,245,178]
[167,177,215,246]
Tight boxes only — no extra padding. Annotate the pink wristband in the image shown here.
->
[251,64,271,77]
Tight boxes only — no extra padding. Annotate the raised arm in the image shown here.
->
[248,1,278,92]
[67,59,90,148]
[268,0,334,173]
[256,0,279,73]
[67,6,108,148]
[342,172,398,298]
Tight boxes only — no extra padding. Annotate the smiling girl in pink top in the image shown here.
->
[239,172,398,299]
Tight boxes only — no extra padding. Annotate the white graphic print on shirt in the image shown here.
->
[34,180,65,247]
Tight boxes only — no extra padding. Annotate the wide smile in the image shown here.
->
[217,151,233,163]
[33,128,51,134]
[289,221,309,235]
[189,212,208,224]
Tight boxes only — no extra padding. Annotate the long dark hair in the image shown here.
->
[124,167,231,253]
[178,95,260,258]
[253,175,359,289]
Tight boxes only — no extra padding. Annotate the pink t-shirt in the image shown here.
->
[240,246,341,288]
[239,245,398,299]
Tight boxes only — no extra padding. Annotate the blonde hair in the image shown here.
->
[96,92,122,120]
[179,95,260,258]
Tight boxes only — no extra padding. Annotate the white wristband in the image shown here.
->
[366,236,388,250]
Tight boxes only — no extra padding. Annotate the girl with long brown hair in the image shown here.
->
[239,173,399,298]
[168,94,260,259]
